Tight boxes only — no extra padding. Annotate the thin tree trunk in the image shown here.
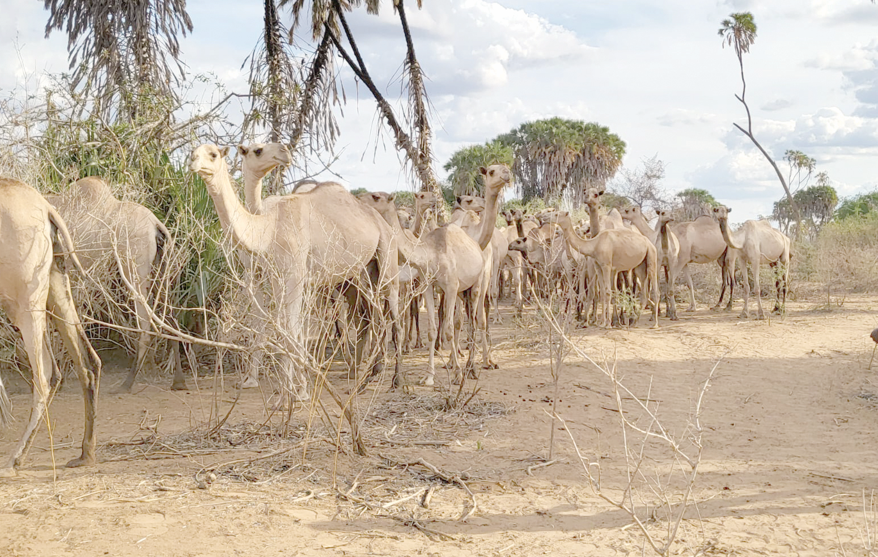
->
[264,0,282,143]
[289,28,333,153]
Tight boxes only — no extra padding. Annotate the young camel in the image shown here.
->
[713,205,791,320]
[189,144,403,399]
[0,178,102,477]
[47,177,180,391]
[540,210,660,328]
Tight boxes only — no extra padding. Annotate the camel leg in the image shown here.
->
[1,303,53,475]
[422,285,438,386]
[751,257,766,320]
[241,285,269,389]
[600,264,613,328]
[665,262,678,321]
[47,264,101,468]
[445,291,462,383]
[385,273,404,391]
[278,278,309,402]
[739,261,752,319]
[682,266,698,312]
[463,292,479,378]
[724,253,736,312]
[119,280,155,392]
[169,341,187,390]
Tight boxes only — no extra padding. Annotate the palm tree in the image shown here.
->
[719,12,801,234]
[43,0,193,120]
[280,0,447,218]
[444,141,513,196]
[497,118,625,205]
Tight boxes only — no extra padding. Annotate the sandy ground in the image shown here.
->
[2,294,878,556]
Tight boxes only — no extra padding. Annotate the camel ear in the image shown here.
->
[237,145,248,157]
[371,193,381,202]
[727,207,732,213]
[388,193,396,203]
[479,166,487,176]
[598,189,605,196]
[456,196,462,205]
[220,146,230,158]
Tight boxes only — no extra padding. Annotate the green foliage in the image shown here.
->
[494,117,625,203]
[601,192,631,210]
[443,140,513,196]
[719,12,757,56]
[349,187,368,196]
[835,190,878,220]
[393,190,415,210]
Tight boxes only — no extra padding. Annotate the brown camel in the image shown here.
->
[0,178,102,477]
[713,205,791,320]
[190,144,403,399]
[48,177,180,391]
[540,210,659,327]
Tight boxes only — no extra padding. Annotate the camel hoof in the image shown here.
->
[170,381,189,391]
[669,315,679,321]
[65,455,95,468]
[482,362,498,370]
[112,382,134,395]
[755,313,766,321]
[419,376,435,387]
[686,306,697,312]
[240,377,259,389]
[738,312,749,319]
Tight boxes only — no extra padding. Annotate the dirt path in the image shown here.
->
[2,296,878,556]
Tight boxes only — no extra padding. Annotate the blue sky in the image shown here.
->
[2,0,878,221]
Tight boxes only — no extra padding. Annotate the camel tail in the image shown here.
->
[154,219,172,280]
[46,203,85,275]
[0,375,11,427]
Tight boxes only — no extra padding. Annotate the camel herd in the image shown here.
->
[0,141,792,476]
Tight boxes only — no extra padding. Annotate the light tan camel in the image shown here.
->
[541,210,659,327]
[713,205,791,320]
[0,178,102,477]
[360,165,510,384]
[623,205,731,313]
[48,177,179,391]
[454,195,508,323]
[620,206,683,319]
[189,144,402,399]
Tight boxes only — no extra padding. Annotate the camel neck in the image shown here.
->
[630,214,657,242]
[242,169,265,214]
[378,205,431,271]
[587,205,601,238]
[203,166,270,254]
[718,218,742,250]
[472,189,500,250]
[559,218,597,257]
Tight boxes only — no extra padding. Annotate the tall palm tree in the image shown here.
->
[497,118,625,205]
[719,12,801,232]
[43,0,193,120]
[444,141,513,196]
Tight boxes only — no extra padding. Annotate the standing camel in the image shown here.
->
[0,178,101,477]
[189,144,402,399]
[540,210,659,327]
[48,177,180,391]
[713,206,790,320]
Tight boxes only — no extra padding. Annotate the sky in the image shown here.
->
[2,0,878,221]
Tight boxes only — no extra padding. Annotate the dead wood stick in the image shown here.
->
[382,488,428,509]
[526,459,559,476]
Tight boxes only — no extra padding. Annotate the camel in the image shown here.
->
[623,205,732,313]
[620,206,683,319]
[189,144,402,399]
[454,195,508,323]
[359,165,511,385]
[0,178,102,477]
[47,177,180,391]
[713,206,791,320]
[540,210,659,327]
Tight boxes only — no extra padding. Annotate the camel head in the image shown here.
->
[501,210,515,225]
[238,142,292,178]
[457,195,486,214]
[357,191,398,220]
[190,144,230,180]
[508,236,530,254]
[655,208,673,226]
[479,164,512,195]
[712,205,731,222]
[621,206,642,222]
[537,209,572,229]
[584,187,605,209]
[397,208,413,229]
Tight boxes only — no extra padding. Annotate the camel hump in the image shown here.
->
[74,176,115,201]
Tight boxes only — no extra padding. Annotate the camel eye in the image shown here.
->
[210,153,217,160]
[255,148,263,156]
